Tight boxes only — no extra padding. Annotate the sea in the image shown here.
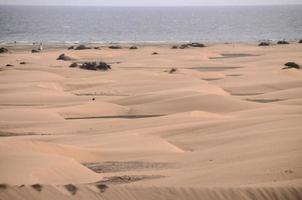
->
[0,5,302,44]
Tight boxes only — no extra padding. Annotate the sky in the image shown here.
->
[0,0,301,6]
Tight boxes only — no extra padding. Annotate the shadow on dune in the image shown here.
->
[209,53,259,59]
[190,66,243,72]
[65,115,165,120]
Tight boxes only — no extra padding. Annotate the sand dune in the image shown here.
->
[0,185,301,200]
[0,91,83,105]
[54,101,131,118]
[0,140,98,162]
[245,86,302,101]
[0,69,64,83]
[131,94,261,114]
[0,153,102,185]
[0,109,64,122]
[0,43,302,199]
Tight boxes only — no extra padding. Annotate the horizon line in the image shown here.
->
[1,3,302,7]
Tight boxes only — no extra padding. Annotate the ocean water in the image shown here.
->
[0,5,302,43]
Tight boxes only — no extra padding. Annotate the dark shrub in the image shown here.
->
[68,46,74,50]
[80,62,111,71]
[31,184,43,192]
[70,62,111,71]
[20,62,26,64]
[109,45,122,49]
[0,47,8,53]
[299,40,302,44]
[152,52,159,55]
[64,184,77,195]
[258,42,270,46]
[129,46,138,50]
[69,62,78,68]
[179,44,190,49]
[283,62,300,69]
[6,64,13,67]
[80,62,98,70]
[171,45,178,49]
[96,62,111,70]
[169,68,177,74]
[0,184,7,190]
[96,184,108,193]
[277,40,289,45]
[75,45,91,50]
[188,42,205,47]
[57,53,73,61]
[32,49,40,53]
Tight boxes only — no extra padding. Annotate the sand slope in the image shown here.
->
[0,153,101,185]
[0,43,302,199]
[0,185,301,200]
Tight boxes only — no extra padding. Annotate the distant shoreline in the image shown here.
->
[1,40,301,46]
[1,4,302,7]
[1,38,301,46]
[1,40,301,52]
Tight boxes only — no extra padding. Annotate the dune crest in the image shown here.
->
[0,43,302,199]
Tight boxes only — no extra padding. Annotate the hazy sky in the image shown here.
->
[0,0,301,6]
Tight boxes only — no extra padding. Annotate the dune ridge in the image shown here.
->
[0,185,301,200]
[0,43,302,199]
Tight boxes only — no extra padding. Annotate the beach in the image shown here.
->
[0,42,302,199]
